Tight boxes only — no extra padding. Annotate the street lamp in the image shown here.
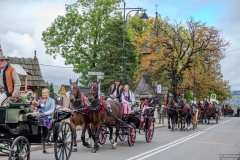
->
[121,1,148,86]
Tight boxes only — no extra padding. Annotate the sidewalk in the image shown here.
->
[30,117,167,151]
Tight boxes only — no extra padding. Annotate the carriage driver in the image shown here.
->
[0,53,21,105]
[108,78,123,101]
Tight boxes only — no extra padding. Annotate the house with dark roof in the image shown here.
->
[134,75,168,104]
[133,75,156,100]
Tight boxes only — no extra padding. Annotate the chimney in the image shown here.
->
[34,50,37,59]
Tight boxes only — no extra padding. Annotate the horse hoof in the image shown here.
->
[168,126,171,129]
[91,148,96,153]
[96,145,100,151]
[110,139,114,144]
[83,142,89,147]
[112,146,116,149]
[72,148,77,152]
[87,144,92,148]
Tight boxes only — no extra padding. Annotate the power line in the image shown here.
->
[39,64,74,68]
[224,48,240,54]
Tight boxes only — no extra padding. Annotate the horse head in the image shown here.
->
[168,97,176,109]
[69,79,82,104]
[88,80,99,103]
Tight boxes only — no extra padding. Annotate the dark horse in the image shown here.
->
[69,79,92,151]
[87,81,122,153]
[176,97,192,131]
[167,95,178,131]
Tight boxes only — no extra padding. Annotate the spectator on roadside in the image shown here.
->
[158,105,165,125]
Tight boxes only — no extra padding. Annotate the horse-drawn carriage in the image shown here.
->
[84,81,155,153]
[195,100,219,124]
[0,65,74,160]
[0,97,73,160]
[98,106,155,146]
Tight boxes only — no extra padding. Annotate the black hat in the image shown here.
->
[115,78,120,82]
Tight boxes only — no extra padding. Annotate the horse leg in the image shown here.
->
[186,116,190,131]
[183,115,186,129]
[180,116,183,131]
[71,123,77,152]
[112,122,120,149]
[171,117,175,131]
[81,123,88,147]
[108,125,114,144]
[168,115,171,129]
[91,126,98,153]
[86,124,92,148]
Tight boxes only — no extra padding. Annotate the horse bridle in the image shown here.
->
[89,83,99,102]
[70,83,82,102]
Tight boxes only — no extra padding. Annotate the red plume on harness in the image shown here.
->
[100,93,105,114]
[81,93,89,114]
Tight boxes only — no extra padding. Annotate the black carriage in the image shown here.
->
[0,101,73,160]
[98,107,155,146]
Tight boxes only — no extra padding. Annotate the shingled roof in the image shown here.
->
[133,75,156,98]
[8,56,48,87]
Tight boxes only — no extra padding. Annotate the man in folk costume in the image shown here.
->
[204,95,211,107]
[108,78,123,101]
[121,84,135,119]
[0,45,21,105]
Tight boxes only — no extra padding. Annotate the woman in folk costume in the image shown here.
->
[121,84,135,118]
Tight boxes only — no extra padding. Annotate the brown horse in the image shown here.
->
[69,79,92,151]
[87,81,122,153]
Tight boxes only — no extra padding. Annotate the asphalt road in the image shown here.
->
[1,116,240,160]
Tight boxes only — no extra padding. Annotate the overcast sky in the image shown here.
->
[0,0,239,90]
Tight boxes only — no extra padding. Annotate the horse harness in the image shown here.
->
[70,93,89,115]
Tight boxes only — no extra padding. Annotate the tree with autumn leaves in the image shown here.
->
[130,14,231,102]
[42,0,231,102]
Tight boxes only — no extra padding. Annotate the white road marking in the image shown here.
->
[127,118,234,160]
[127,131,205,160]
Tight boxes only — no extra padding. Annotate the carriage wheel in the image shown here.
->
[99,126,107,145]
[8,136,30,160]
[119,128,127,141]
[127,124,136,146]
[145,118,154,142]
[54,122,73,160]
